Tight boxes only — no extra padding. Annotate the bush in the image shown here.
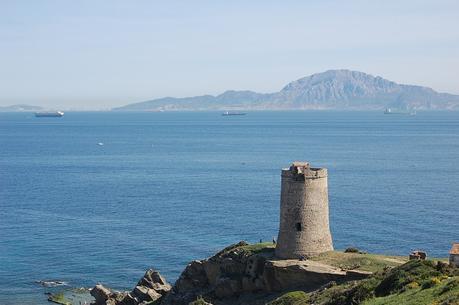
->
[375,260,441,296]
[436,261,459,277]
[325,278,379,305]
[345,247,360,253]
[406,281,420,289]
[440,294,459,305]
[349,278,379,304]
[441,278,459,294]
[422,277,442,289]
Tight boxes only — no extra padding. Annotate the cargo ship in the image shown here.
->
[384,108,416,115]
[222,111,246,116]
[35,111,64,117]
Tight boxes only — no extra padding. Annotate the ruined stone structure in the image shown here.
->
[409,250,427,261]
[275,162,333,259]
[450,243,459,267]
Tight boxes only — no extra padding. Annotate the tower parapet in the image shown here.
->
[275,162,333,259]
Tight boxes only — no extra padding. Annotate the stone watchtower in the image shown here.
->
[275,162,333,259]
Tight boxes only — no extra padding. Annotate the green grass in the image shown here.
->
[267,291,309,305]
[309,282,352,305]
[311,260,459,305]
[374,259,447,296]
[274,276,459,305]
[310,251,408,273]
[239,242,276,255]
[363,277,459,305]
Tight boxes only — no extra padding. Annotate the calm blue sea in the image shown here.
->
[0,111,458,304]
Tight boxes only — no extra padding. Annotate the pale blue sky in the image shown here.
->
[1,0,458,109]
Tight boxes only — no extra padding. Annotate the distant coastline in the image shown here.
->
[4,70,459,113]
[114,70,459,112]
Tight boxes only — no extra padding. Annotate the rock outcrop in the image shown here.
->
[91,242,373,305]
[91,269,171,305]
[91,284,112,305]
[162,242,371,305]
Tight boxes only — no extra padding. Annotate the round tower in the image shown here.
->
[275,162,333,259]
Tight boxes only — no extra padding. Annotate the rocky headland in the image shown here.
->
[86,242,459,305]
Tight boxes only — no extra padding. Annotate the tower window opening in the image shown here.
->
[295,222,302,231]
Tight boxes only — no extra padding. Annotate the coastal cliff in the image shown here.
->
[87,242,458,305]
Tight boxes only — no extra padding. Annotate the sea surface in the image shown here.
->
[0,111,458,304]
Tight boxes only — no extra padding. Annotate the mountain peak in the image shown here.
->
[281,70,395,91]
[114,70,459,111]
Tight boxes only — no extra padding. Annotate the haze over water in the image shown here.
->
[0,111,458,304]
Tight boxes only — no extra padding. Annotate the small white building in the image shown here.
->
[449,243,459,267]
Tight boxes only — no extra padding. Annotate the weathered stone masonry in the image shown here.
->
[275,162,334,259]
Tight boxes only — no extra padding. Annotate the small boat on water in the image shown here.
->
[222,111,246,116]
[384,108,416,115]
[35,111,64,117]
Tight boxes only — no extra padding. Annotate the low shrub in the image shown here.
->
[440,278,459,294]
[406,281,420,289]
[375,260,441,296]
[325,277,379,305]
[345,247,360,253]
[439,294,459,305]
[422,277,442,289]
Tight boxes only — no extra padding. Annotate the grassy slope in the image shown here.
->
[267,291,309,305]
[310,251,408,273]
[269,260,459,305]
[269,277,459,305]
[363,276,459,305]
[236,241,458,305]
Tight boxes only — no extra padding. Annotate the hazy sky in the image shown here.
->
[1,0,458,110]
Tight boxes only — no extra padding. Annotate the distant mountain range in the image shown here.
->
[0,104,43,112]
[114,70,459,111]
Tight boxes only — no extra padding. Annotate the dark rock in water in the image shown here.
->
[35,280,68,287]
[91,284,112,304]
